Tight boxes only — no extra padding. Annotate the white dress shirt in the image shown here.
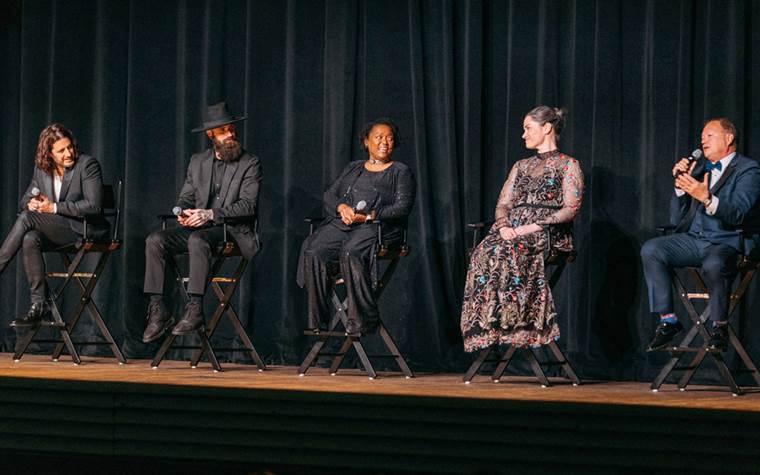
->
[675,152,735,215]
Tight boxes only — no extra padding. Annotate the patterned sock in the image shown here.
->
[659,313,677,324]
[149,294,163,305]
[189,294,203,305]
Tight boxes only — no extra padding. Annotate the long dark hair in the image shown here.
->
[35,123,78,173]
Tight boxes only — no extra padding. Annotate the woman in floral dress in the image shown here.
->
[460,106,584,352]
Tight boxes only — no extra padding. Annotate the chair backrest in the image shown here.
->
[101,180,123,241]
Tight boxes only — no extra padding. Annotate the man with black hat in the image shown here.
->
[141,102,262,342]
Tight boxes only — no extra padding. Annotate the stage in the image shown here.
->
[0,354,758,474]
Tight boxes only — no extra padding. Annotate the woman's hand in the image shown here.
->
[337,204,355,225]
[499,227,518,241]
[514,223,543,236]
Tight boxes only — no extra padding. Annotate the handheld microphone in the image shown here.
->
[172,206,183,216]
[353,200,367,213]
[676,149,703,176]
[30,187,41,198]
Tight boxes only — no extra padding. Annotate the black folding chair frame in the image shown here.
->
[149,217,266,373]
[13,182,126,365]
[650,265,760,396]
[462,257,581,387]
[298,220,414,379]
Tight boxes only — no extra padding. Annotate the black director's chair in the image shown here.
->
[149,215,266,373]
[462,222,581,387]
[298,218,414,379]
[650,227,760,396]
[13,181,126,365]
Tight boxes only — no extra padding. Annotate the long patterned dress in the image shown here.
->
[460,150,584,352]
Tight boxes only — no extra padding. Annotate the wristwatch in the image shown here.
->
[702,194,712,207]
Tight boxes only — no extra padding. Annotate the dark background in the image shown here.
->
[1,0,759,380]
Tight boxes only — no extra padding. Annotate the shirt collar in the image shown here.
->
[717,152,736,170]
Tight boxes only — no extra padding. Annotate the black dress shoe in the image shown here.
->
[10,302,49,327]
[171,301,204,335]
[142,301,175,343]
[646,321,684,352]
[708,324,729,351]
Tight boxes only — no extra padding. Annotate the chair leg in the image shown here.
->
[651,324,700,391]
[547,340,581,385]
[711,351,742,396]
[51,251,125,363]
[492,346,517,382]
[729,326,760,386]
[525,349,551,387]
[677,348,708,390]
[463,347,493,383]
[197,329,222,372]
[12,324,42,362]
[351,339,378,379]
[327,337,355,375]
[298,313,342,375]
[378,323,414,378]
[151,334,178,368]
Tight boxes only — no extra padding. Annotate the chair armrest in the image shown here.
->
[467,221,495,249]
[304,216,326,235]
[656,225,677,234]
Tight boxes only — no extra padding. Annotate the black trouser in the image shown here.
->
[301,223,378,332]
[144,226,227,296]
[0,211,79,303]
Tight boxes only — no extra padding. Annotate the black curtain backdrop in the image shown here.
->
[1,0,759,380]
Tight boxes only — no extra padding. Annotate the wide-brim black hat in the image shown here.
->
[191,101,247,133]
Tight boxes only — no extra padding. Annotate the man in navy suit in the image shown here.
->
[641,118,760,351]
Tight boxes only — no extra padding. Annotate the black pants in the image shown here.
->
[300,222,378,332]
[144,226,227,296]
[0,211,78,303]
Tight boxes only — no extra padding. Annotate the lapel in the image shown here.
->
[709,157,738,195]
[218,160,239,205]
[58,164,75,202]
[200,150,214,207]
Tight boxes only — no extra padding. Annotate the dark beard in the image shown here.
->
[215,138,242,162]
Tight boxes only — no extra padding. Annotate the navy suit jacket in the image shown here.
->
[175,148,262,259]
[671,153,760,252]
[18,154,109,240]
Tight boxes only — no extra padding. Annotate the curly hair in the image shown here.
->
[359,117,400,151]
[35,123,78,173]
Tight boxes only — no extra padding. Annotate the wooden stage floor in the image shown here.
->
[0,353,758,412]
[0,354,759,474]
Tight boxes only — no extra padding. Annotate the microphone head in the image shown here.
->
[172,206,182,216]
[30,187,40,197]
[355,200,367,212]
[691,149,703,160]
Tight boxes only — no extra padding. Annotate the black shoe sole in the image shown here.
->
[142,318,176,343]
[171,325,205,336]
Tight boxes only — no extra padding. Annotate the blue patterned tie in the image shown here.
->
[705,161,722,172]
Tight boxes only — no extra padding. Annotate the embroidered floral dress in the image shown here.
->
[460,150,584,351]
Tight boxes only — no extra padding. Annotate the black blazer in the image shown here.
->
[19,154,109,240]
[176,148,262,259]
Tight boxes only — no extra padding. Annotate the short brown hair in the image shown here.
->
[35,123,78,173]
[705,117,738,147]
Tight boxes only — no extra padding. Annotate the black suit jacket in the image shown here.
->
[19,154,109,240]
[176,148,262,259]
